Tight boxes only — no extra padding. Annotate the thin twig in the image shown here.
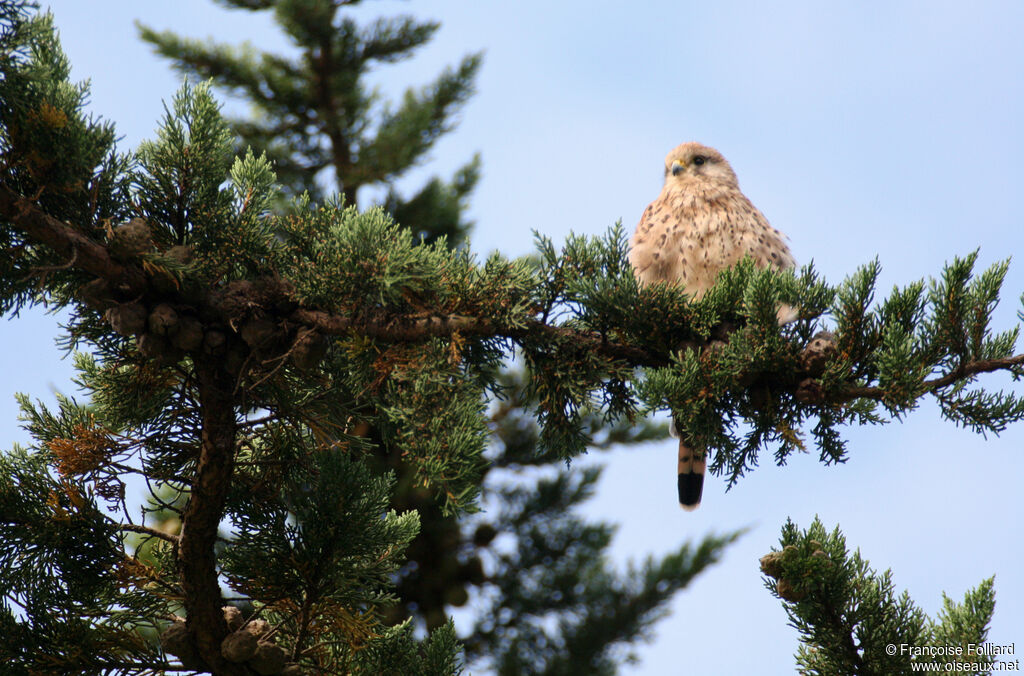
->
[838,353,1024,402]
[238,412,278,429]
[118,523,180,544]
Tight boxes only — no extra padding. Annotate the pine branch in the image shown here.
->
[0,185,663,367]
[762,518,992,675]
[3,186,1023,418]
[292,308,664,366]
[0,183,147,295]
[837,352,1024,401]
[118,523,180,545]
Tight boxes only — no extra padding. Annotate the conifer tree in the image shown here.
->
[136,3,740,672]
[2,2,1022,675]
[137,0,481,244]
[761,517,999,676]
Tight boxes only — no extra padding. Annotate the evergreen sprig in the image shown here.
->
[635,250,1024,487]
[762,517,997,676]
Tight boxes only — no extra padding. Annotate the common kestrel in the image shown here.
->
[629,142,796,510]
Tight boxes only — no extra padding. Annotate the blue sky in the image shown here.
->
[4,1,1024,673]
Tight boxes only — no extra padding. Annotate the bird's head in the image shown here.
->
[663,142,739,191]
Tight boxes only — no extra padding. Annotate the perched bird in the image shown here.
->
[629,142,796,510]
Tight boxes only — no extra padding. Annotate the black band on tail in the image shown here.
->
[678,472,704,510]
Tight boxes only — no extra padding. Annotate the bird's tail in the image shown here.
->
[677,436,706,511]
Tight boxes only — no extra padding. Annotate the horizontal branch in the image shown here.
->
[0,183,148,294]
[119,523,180,545]
[5,185,1024,411]
[292,308,669,367]
[840,353,1024,401]
[0,188,668,368]
[293,307,500,341]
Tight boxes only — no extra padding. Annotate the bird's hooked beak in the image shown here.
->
[670,159,686,176]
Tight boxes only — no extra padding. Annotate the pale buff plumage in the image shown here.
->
[629,142,796,510]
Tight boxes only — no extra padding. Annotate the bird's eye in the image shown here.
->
[692,155,706,166]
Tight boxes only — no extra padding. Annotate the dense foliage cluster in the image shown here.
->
[1,1,1019,673]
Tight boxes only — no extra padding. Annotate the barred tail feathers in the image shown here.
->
[677,436,705,511]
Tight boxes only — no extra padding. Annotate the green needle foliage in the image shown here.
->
[137,0,482,243]
[134,3,743,674]
[1,1,1023,674]
[761,518,998,676]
